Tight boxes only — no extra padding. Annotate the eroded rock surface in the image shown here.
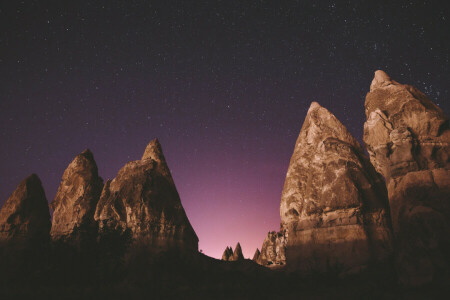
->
[258,231,286,266]
[94,139,198,252]
[252,248,261,263]
[50,150,103,246]
[363,70,450,286]
[0,174,51,246]
[280,102,393,275]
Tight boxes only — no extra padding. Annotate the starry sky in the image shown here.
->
[1,1,449,259]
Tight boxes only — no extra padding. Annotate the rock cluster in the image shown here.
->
[0,139,198,258]
[50,149,103,246]
[279,102,393,275]
[0,174,51,247]
[221,242,245,261]
[257,231,286,266]
[94,139,198,252]
[363,70,450,286]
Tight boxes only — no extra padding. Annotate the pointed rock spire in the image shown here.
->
[370,70,396,91]
[222,246,233,261]
[280,102,392,275]
[364,71,450,286]
[0,174,51,244]
[232,242,244,261]
[50,149,103,245]
[252,248,261,262]
[94,139,198,252]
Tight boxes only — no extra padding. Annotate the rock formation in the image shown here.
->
[363,70,450,286]
[258,231,286,266]
[222,246,233,261]
[94,139,198,252]
[252,248,261,262]
[231,242,244,261]
[50,149,103,246]
[0,174,51,246]
[280,102,393,275]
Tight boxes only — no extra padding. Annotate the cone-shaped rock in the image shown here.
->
[222,246,233,261]
[50,149,103,245]
[94,139,198,252]
[0,174,51,245]
[363,70,450,286]
[230,242,244,261]
[258,231,286,266]
[280,102,392,275]
[252,248,261,262]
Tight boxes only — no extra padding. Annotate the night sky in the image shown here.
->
[1,1,449,259]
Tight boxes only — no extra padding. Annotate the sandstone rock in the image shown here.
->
[258,231,286,266]
[0,174,51,246]
[222,246,233,261]
[230,242,244,261]
[94,139,198,252]
[252,248,261,262]
[50,149,103,246]
[363,70,450,286]
[280,102,393,275]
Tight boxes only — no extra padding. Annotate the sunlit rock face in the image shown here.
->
[94,139,198,252]
[0,174,51,246]
[258,231,286,266]
[363,70,450,286]
[252,248,261,263]
[280,102,393,275]
[50,150,103,246]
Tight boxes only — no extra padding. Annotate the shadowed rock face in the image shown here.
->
[252,248,261,262]
[363,70,450,286]
[222,246,233,261]
[258,231,286,266]
[50,150,103,245]
[0,174,51,245]
[230,242,244,261]
[280,102,393,275]
[94,139,198,252]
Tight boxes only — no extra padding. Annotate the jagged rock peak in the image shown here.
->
[222,246,233,261]
[50,149,103,244]
[252,248,261,261]
[280,102,392,275]
[142,138,164,161]
[370,70,396,91]
[301,101,363,153]
[94,139,198,252]
[0,174,51,243]
[232,242,244,261]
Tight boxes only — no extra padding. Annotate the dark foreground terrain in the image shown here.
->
[1,246,448,300]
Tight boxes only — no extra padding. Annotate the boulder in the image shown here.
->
[280,102,393,275]
[50,149,103,246]
[363,70,450,286]
[94,139,198,252]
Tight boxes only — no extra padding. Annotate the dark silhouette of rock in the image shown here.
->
[222,246,233,261]
[50,149,103,246]
[258,231,286,266]
[94,139,198,252]
[280,102,393,275]
[363,70,450,286]
[0,174,51,246]
[252,248,261,262]
[230,242,244,261]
